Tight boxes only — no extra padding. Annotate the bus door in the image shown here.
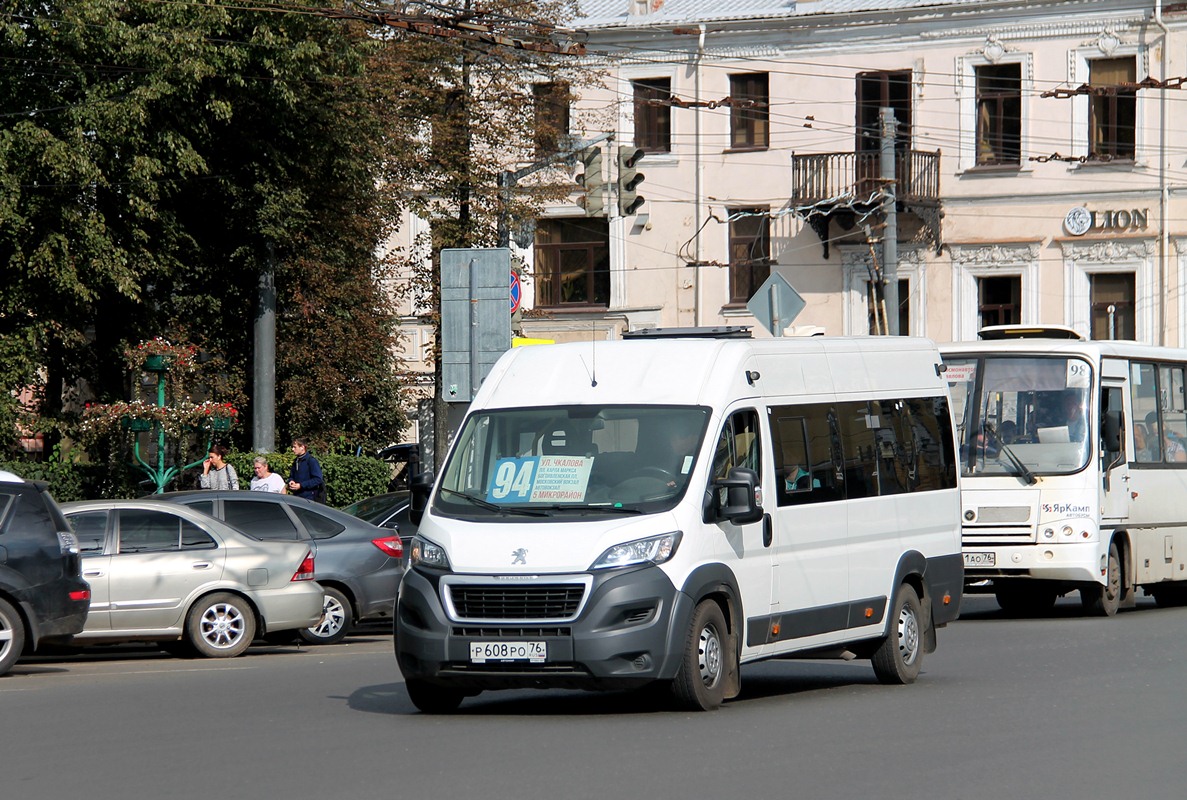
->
[1101,382,1129,521]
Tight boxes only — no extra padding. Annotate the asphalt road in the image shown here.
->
[2,595,1186,800]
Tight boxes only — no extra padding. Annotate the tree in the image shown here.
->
[0,0,414,452]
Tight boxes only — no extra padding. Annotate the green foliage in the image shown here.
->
[0,449,84,502]
[224,450,389,507]
[1,0,410,453]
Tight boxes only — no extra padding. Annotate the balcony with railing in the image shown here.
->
[790,150,942,257]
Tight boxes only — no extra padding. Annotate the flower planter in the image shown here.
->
[120,416,153,432]
[143,354,167,371]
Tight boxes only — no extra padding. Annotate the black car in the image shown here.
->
[0,471,90,676]
[156,491,404,645]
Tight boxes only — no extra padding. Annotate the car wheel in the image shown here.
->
[406,679,466,713]
[1081,541,1122,617]
[299,587,352,646]
[186,592,256,658]
[871,583,924,685]
[0,597,26,677]
[671,599,729,711]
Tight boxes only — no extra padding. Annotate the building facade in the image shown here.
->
[392,0,1187,443]
[483,0,1185,346]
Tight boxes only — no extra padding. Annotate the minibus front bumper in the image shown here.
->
[395,564,691,691]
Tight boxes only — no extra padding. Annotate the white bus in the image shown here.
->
[397,329,963,712]
[941,325,1187,615]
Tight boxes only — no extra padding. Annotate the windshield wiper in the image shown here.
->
[532,504,644,515]
[997,443,1037,485]
[438,487,548,516]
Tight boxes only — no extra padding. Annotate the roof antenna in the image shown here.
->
[590,320,597,387]
[579,321,598,387]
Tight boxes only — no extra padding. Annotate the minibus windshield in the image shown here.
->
[944,355,1093,477]
[433,405,711,519]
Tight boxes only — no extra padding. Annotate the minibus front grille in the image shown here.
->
[452,626,572,638]
[449,585,585,620]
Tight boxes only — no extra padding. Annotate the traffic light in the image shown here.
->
[575,147,605,217]
[617,146,645,216]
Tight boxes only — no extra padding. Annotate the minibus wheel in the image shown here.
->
[672,600,729,711]
[872,584,923,685]
[406,679,465,714]
[1080,541,1121,617]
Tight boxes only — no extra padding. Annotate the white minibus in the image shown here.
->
[942,325,1187,615]
[397,328,963,712]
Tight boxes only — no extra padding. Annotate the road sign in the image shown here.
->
[441,248,512,403]
[747,272,805,337]
[510,270,522,314]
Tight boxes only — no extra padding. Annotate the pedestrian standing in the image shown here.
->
[250,456,287,493]
[287,437,325,502]
[199,444,239,490]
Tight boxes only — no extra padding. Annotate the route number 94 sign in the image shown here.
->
[486,456,594,504]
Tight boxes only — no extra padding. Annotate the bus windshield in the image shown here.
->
[944,355,1093,477]
[433,405,711,520]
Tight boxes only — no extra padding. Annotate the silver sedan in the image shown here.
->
[61,499,324,658]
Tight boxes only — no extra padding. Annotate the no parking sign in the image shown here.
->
[510,270,522,314]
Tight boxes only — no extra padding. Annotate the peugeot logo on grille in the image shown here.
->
[511,548,528,565]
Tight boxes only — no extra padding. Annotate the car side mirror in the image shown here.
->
[706,467,763,525]
[408,470,434,526]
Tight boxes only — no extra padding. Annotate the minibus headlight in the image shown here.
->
[590,532,682,570]
[410,535,451,570]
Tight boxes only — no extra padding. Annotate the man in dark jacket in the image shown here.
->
[287,437,326,502]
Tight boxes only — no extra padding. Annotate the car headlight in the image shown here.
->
[410,535,451,570]
[590,532,682,570]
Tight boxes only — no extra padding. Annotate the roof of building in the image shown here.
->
[574,0,1003,29]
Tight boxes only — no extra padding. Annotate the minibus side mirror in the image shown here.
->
[708,467,763,525]
[408,470,435,526]
[1102,409,1122,454]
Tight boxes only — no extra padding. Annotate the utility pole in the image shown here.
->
[880,107,899,336]
[252,243,277,452]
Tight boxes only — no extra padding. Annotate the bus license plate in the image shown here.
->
[964,552,996,568]
[470,641,547,663]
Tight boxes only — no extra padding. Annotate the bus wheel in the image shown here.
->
[672,600,729,711]
[872,584,923,685]
[1081,542,1121,617]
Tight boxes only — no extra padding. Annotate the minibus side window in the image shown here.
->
[769,403,843,505]
[901,396,958,491]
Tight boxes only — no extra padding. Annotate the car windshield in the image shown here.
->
[944,354,1093,477]
[433,405,711,520]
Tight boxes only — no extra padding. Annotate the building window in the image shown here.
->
[1089,57,1136,160]
[533,82,571,157]
[633,78,671,153]
[856,70,912,154]
[728,73,768,150]
[975,64,1021,165]
[865,278,909,335]
[1090,272,1135,339]
[728,208,770,304]
[978,275,1021,327]
[534,218,609,308]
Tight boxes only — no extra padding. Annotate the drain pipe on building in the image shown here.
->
[1155,0,1169,345]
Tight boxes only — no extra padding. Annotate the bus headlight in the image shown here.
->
[591,532,682,570]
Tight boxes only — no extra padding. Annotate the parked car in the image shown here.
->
[61,499,323,658]
[0,471,91,676]
[156,491,404,645]
[341,490,416,554]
